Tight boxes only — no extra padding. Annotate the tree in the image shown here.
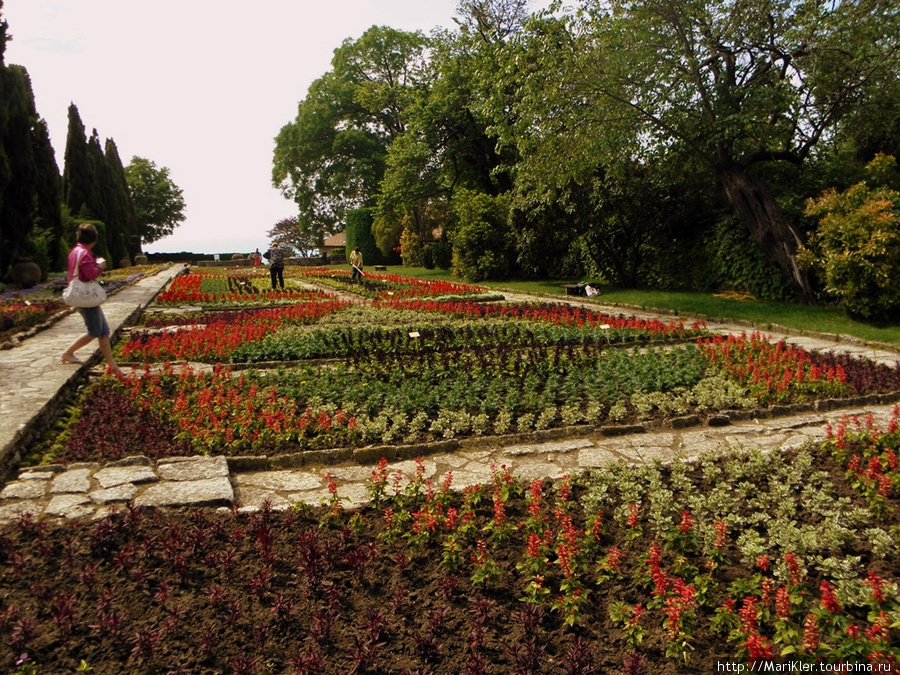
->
[32,118,65,270]
[124,156,186,245]
[375,15,517,254]
[273,26,430,243]
[61,104,94,219]
[497,0,900,302]
[266,216,318,257]
[105,139,139,259]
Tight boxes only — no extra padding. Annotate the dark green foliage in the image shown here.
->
[85,129,125,265]
[0,62,38,279]
[32,119,65,271]
[700,217,794,301]
[62,104,91,219]
[345,207,388,265]
[451,189,514,281]
[422,237,453,270]
[104,139,139,261]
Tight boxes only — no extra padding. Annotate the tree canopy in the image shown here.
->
[494,0,900,300]
[124,156,186,246]
[272,25,430,243]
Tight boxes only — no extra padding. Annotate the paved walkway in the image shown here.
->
[0,265,182,476]
[0,274,898,522]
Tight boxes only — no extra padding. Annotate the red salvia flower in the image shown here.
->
[801,614,820,653]
[819,580,842,614]
[775,587,792,618]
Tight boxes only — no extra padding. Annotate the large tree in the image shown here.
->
[124,156,186,245]
[273,25,430,243]
[498,0,900,302]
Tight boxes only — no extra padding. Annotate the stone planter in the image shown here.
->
[119,257,132,268]
[134,254,149,265]
[231,253,245,260]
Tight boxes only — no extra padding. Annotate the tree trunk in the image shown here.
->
[717,163,816,303]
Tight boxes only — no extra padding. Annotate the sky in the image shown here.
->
[2,0,479,254]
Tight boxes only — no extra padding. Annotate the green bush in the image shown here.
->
[803,165,900,320]
[700,216,794,301]
[345,208,388,266]
[422,244,436,269]
[423,238,452,270]
[451,190,514,281]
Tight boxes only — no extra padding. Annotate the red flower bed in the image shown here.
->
[697,332,900,404]
[156,273,317,305]
[375,298,705,337]
[121,299,351,362]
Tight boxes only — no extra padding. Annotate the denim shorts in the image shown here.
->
[78,306,110,338]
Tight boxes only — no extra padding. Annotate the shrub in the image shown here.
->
[700,216,793,301]
[803,155,900,320]
[451,190,514,281]
[399,227,422,266]
[423,238,452,270]
[346,208,388,265]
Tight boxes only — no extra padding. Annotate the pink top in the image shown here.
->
[67,243,102,283]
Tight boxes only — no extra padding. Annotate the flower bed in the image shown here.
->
[295,267,492,300]
[155,272,317,306]
[120,298,352,362]
[2,414,898,673]
[36,331,900,463]
[0,301,66,343]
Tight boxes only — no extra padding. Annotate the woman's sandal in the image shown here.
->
[61,354,83,365]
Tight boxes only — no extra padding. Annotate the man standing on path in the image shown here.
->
[349,246,363,283]
[264,242,284,290]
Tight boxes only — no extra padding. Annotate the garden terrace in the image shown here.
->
[31,293,900,464]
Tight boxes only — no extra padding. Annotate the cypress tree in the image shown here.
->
[0,3,11,261]
[33,118,65,269]
[105,138,139,260]
[85,128,108,222]
[62,103,90,217]
[0,62,39,278]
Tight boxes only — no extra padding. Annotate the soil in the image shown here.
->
[0,445,897,674]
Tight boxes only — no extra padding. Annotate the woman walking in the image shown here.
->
[60,223,122,375]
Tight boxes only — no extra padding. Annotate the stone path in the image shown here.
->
[0,272,898,522]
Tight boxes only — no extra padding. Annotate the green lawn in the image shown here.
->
[351,265,900,347]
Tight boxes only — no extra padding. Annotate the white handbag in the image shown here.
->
[62,249,107,308]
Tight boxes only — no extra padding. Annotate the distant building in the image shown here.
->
[321,232,346,263]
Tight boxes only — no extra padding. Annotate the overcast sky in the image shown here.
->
[2,0,483,254]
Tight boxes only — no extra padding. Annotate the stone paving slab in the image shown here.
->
[134,478,235,508]
[94,466,159,489]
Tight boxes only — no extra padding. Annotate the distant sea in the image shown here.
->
[143,237,317,257]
